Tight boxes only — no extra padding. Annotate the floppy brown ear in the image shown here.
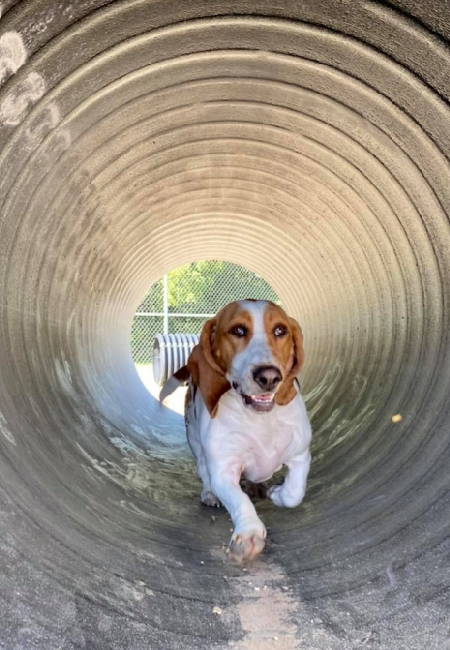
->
[275,317,305,406]
[187,318,231,417]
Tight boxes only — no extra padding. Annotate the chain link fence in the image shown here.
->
[131,260,281,364]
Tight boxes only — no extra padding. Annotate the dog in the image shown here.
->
[160,299,312,562]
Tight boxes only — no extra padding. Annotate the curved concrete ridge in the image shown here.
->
[1,1,450,648]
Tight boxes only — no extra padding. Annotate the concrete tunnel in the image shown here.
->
[1,0,450,648]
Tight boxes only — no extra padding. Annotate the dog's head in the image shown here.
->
[188,300,304,416]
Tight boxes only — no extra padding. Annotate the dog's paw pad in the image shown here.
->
[227,530,266,563]
[201,491,221,508]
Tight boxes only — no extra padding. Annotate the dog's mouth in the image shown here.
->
[231,381,276,412]
[242,393,275,413]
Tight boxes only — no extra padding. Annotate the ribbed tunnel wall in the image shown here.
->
[1,1,450,648]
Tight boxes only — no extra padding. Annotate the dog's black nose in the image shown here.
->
[252,365,282,392]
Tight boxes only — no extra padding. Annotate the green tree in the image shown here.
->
[164,261,280,314]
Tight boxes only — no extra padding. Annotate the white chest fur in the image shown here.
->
[191,386,312,484]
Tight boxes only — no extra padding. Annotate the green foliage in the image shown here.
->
[137,278,164,312]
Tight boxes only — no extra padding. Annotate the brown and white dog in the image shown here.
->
[160,300,312,562]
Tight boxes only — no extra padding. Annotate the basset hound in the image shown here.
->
[160,300,312,562]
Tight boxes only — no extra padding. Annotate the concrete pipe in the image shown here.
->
[0,1,449,648]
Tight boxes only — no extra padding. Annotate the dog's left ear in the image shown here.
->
[187,318,231,417]
[275,317,305,406]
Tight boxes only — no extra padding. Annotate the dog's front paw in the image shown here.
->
[268,484,286,507]
[268,484,304,508]
[227,526,267,563]
[201,490,221,508]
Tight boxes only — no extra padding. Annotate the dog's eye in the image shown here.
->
[230,325,247,337]
[274,325,288,337]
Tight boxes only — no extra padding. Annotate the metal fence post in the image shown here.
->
[163,274,169,335]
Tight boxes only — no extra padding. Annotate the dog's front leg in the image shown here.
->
[268,449,311,508]
[210,465,266,562]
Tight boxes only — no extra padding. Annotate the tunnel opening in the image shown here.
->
[1,1,450,648]
[130,259,282,409]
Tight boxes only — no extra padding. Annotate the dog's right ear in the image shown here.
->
[187,318,230,417]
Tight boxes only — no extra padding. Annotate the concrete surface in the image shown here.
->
[1,1,450,648]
